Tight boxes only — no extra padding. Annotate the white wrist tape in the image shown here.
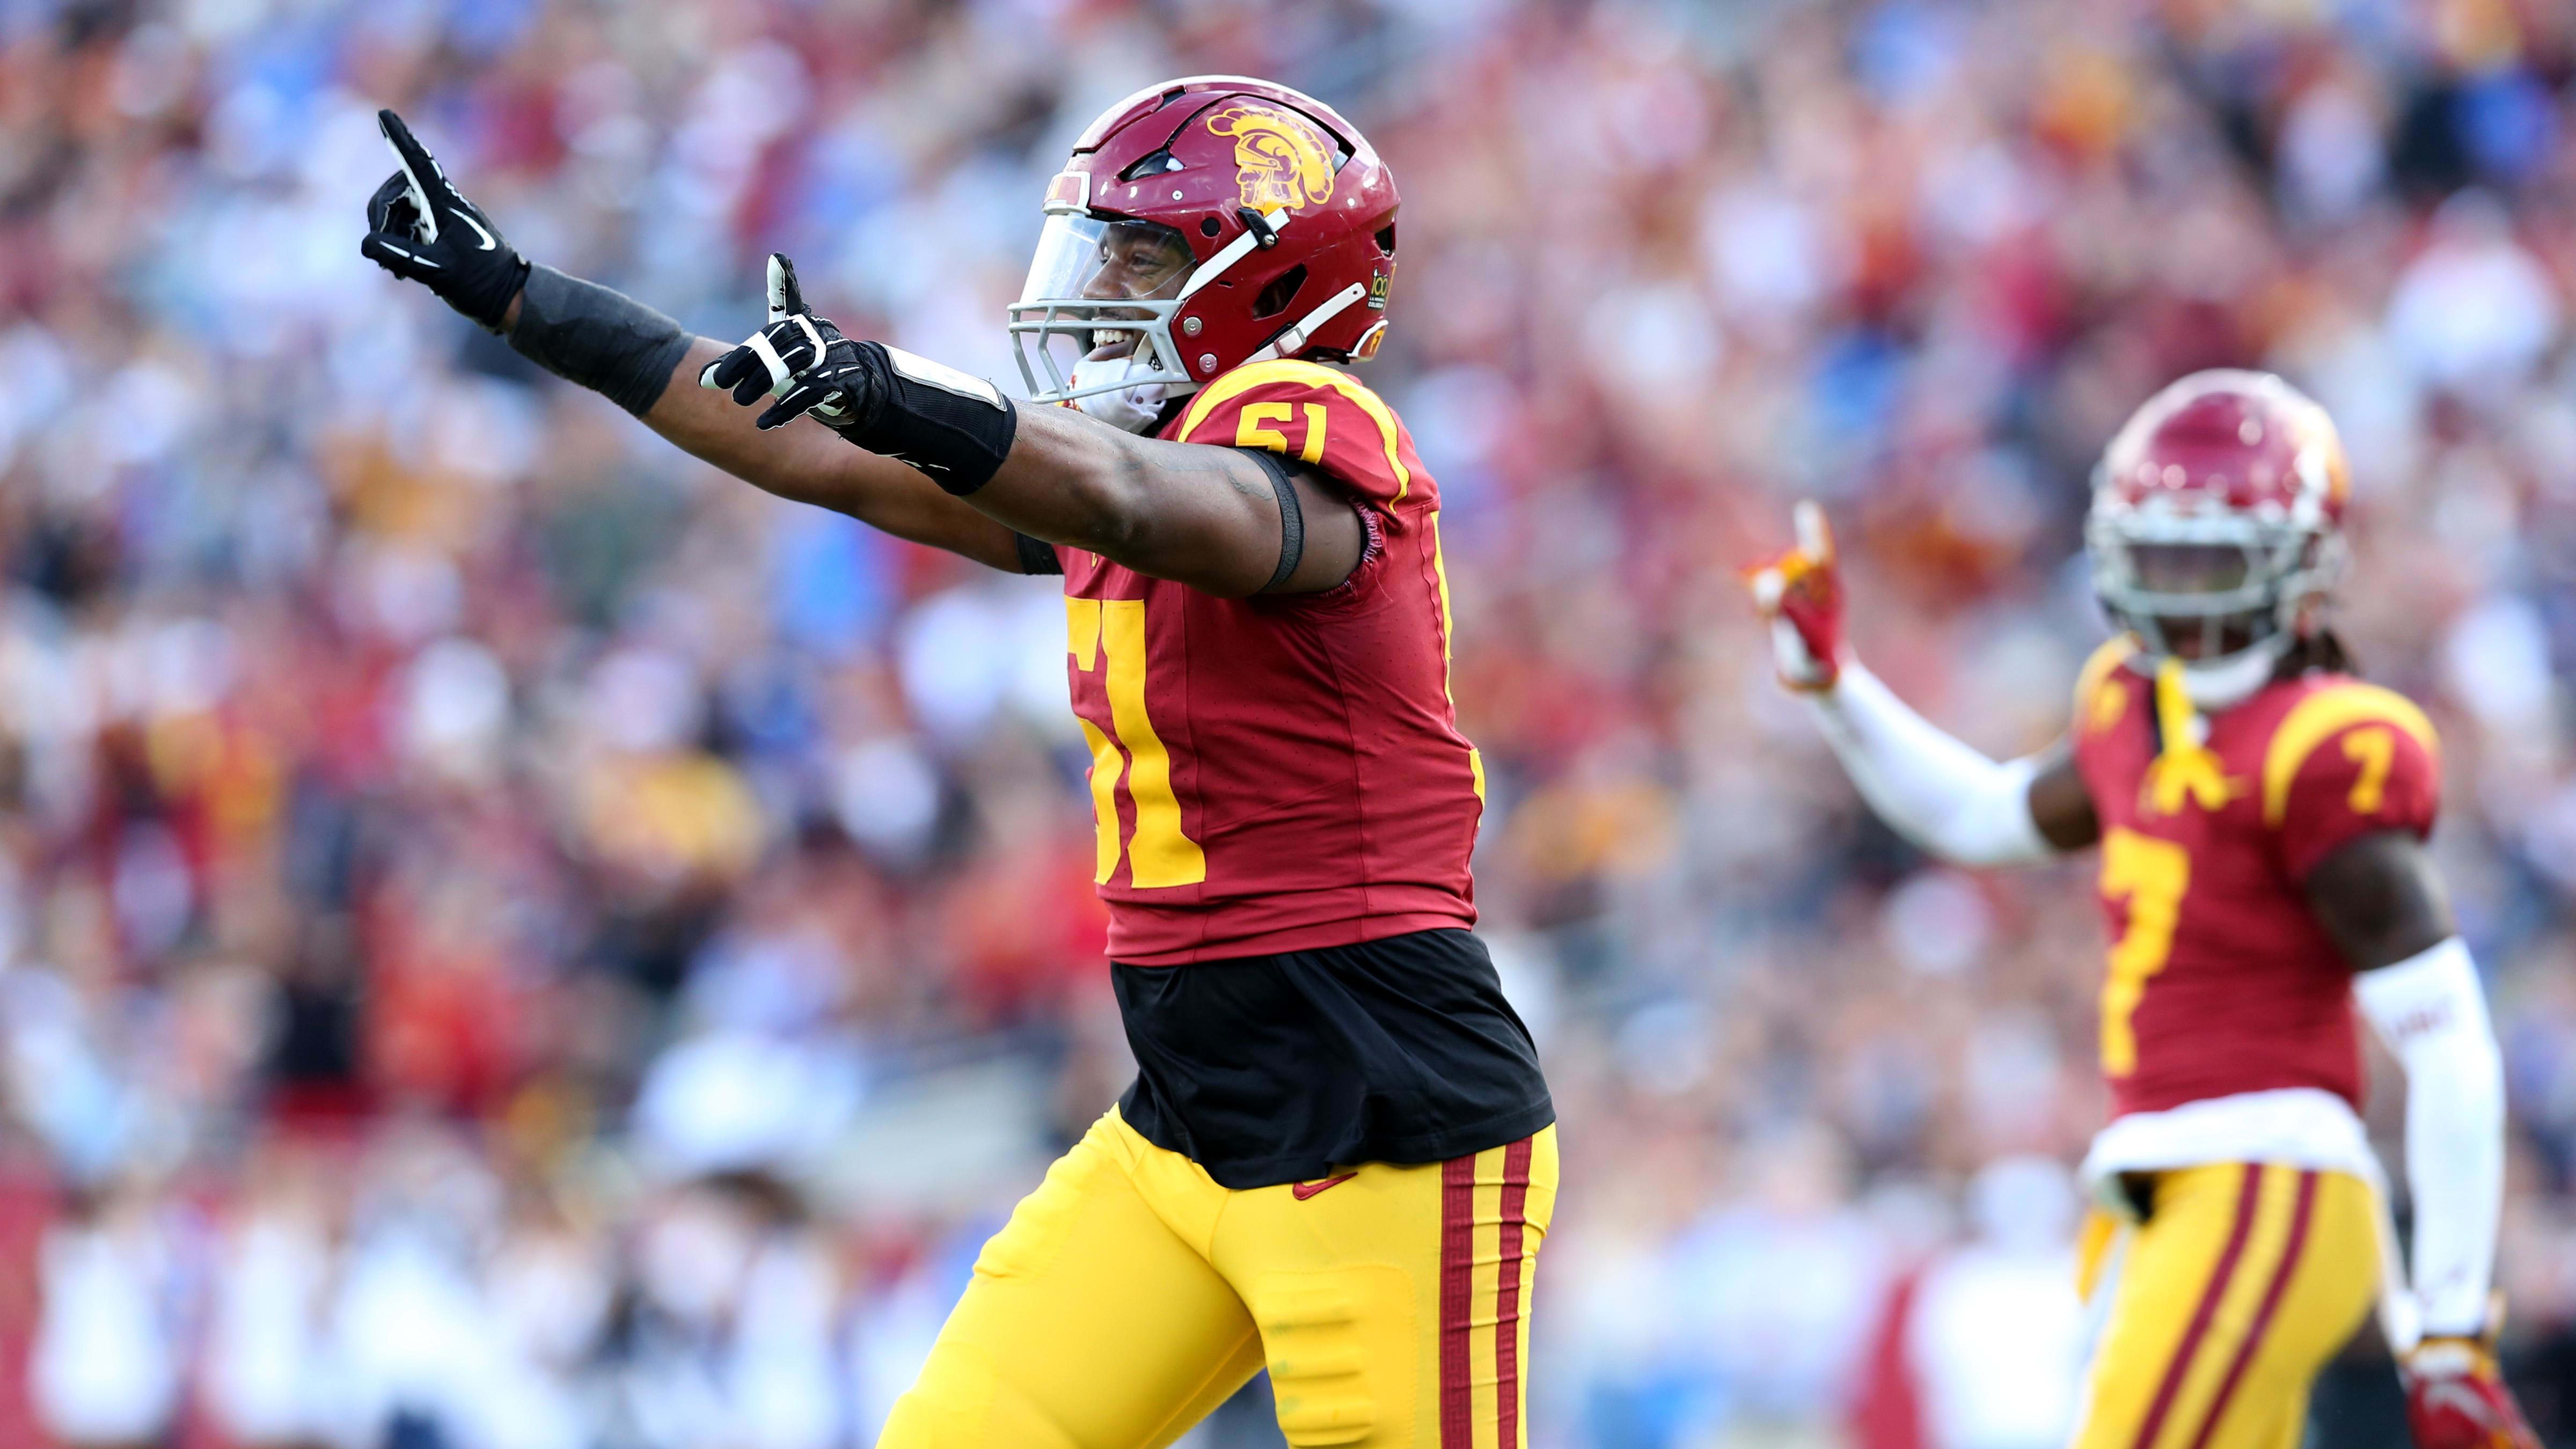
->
[1805,663,2055,867]
[2355,938,2505,1337]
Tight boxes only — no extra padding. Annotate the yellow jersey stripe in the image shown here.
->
[2261,682,2439,827]
[1176,359,1413,504]
[1077,719,1123,884]
[2075,634,2139,735]
[1097,599,1205,887]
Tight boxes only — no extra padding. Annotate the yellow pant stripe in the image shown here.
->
[2129,1163,2266,1449]
[1470,1148,1503,1449]
[2161,1166,2310,1447]
[1498,1137,1540,1449]
[2182,1169,2320,1447]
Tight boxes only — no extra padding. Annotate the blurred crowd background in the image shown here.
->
[5,0,2576,1446]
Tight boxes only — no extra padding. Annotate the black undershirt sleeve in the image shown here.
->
[1014,532,1062,576]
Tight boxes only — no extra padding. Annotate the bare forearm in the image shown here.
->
[489,288,1020,569]
[644,339,871,502]
[644,338,1021,570]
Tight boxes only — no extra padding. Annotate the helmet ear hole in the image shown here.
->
[1118,149,1183,181]
[1201,216,1221,238]
[1253,264,1308,320]
[1374,224,1395,255]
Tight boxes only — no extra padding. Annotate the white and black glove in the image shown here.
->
[699,254,873,432]
[360,109,529,332]
[701,253,1019,495]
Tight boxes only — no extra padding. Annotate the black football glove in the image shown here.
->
[700,254,874,431]
[360,109,530,332]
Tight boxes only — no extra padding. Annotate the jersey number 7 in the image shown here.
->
[2101,828,2190,1077]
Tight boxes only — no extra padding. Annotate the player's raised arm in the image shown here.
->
[1744,502,2098,863]
[358,111,1028,574]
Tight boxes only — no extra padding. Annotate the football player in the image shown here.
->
[363,79,1554,1449]
[1745,372,2537,1449]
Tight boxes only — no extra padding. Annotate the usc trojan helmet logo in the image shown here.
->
[1204,102,1337,213]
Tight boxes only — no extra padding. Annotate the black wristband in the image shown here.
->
[840,342,1019,496]
[1015,532,1062,576]
[1242,450,1305,592]
[508,265,692,417]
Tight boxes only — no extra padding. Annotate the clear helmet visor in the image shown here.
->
[1010,213,1199,404]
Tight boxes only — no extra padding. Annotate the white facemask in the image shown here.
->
[1070,348,1179,434]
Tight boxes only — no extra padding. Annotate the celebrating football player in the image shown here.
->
[364,80,1553,1449]
[1746,372,2536,1449]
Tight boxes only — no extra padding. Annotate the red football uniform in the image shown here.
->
[2070,638,2441,1118]
[1057,359,1484,965]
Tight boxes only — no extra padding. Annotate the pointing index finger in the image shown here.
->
[1792,500,1833,566]
[378,109,444,244]
[767,254,812,321]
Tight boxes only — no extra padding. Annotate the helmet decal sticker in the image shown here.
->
[1205,102,1337,213]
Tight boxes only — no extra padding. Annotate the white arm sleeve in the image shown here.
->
[1804,662,2058,867]
[2354,937,2506,1337]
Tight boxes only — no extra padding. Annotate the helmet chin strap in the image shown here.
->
[2172,631,2293,710]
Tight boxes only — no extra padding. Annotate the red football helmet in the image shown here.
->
[1009,76,1399,423]
[2086,369,2351,692]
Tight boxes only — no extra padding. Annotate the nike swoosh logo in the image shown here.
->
[455,209,498,251]
[1291,1173,1358,1201]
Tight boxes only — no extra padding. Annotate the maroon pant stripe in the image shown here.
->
[2183,1170,2319,1449]
[1439,1152,1477,1449]
[1495,1137,1534,1449]
[2129,1163,2264,1449]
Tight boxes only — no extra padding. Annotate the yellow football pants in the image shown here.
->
[879,1108,1558,1449]
[2073,1162,2379,1449]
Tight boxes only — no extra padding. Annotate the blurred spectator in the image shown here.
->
[1901,1158,2087,1449]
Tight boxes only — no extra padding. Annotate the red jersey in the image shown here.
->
[1057,360,1484,965]
[2070,638,2441,1118]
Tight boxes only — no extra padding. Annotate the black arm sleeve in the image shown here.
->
[508,265,693,417]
